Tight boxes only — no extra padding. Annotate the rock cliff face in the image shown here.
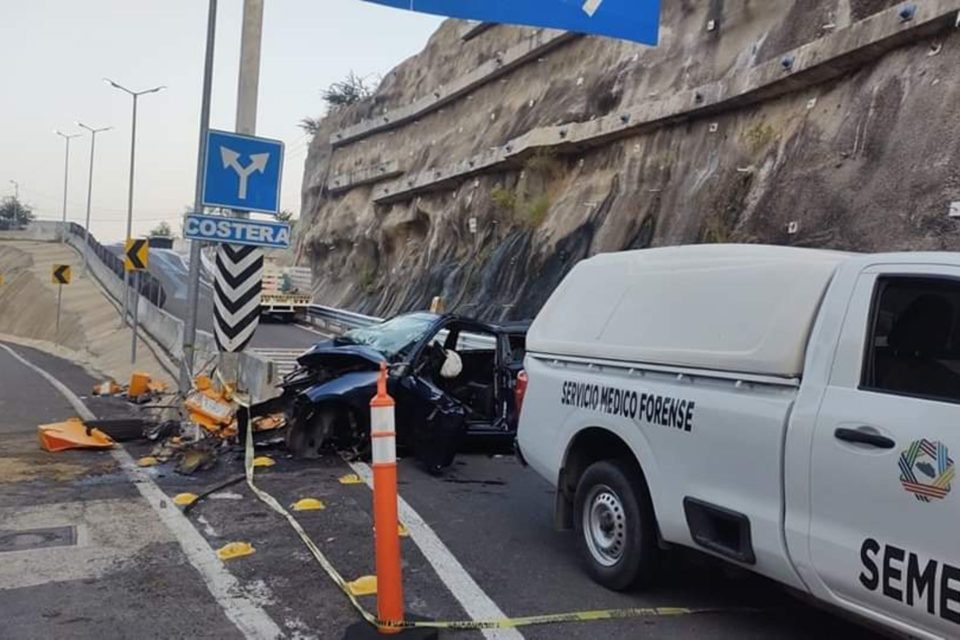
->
[298,0,960,321]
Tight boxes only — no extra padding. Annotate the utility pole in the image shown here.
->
[104,78,165,327]
[8,180,19,224]
[181,0,219,393]
[54,130,81,240]
[220,0,264,387]
[76,122,112,274]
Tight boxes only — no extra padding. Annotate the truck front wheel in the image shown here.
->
[573,459,657,590]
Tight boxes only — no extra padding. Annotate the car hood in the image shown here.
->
[296,339,387,371]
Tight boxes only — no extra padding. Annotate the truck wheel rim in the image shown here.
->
[583,484,626,567]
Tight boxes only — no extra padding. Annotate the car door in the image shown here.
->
[393,319,468,470]
[808,266,960,638]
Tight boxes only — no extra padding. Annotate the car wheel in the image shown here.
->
[573,459,657,591]
[285,405,337,459]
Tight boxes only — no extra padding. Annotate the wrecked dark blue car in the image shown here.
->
[276,312,528,472]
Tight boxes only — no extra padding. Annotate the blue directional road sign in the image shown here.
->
[183,213,291,249]
[363,0,660,45]
[202,130,284,214]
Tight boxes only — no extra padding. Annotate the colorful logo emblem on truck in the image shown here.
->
[899,440,954,503]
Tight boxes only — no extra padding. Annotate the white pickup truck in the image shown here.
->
[517,245,959,639]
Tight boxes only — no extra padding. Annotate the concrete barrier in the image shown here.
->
[59,229,275,402]
[0,220,63,242]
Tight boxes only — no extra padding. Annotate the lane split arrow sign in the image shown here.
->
[124,238,149,272]
[220,148,270,200]
[52,265,71,285]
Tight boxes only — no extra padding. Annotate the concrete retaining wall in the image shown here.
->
[330,28,579,147]
[363,0,960,204]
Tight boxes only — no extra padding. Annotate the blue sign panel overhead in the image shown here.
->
[363,0,660,45]
[183,213,291,249]
[202,130,284,214]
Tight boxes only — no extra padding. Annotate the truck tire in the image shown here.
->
[573,459,657,590]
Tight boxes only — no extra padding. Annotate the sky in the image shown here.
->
[0,1,441,241]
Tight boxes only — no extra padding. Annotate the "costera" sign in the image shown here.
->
[183,213,291,249]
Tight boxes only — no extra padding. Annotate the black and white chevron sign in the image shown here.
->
[214,244,263,352]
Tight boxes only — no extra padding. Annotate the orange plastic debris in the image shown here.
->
[38,418,114,452]
[128,372,151,398]
[252,414,285,432]
[194,375,213,392]
[92,381,121,396]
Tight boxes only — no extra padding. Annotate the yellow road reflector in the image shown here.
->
[173,493,198,506]
[217,541,256,561]
[252,456,275,468]
[346,575,377,597]
[338,473,363,485]
[291,498,325,511]
[38,418,113,452]
[398,523,409,538]
[137,456,159,467]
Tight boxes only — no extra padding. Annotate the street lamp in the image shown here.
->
[104,78,165,328]
[54,130,82,239]
[76,122,112,273]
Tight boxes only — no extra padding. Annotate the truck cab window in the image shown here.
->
[864,277,960,402]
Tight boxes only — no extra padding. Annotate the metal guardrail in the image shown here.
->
[306,304,498,350]
[307,304,381,330]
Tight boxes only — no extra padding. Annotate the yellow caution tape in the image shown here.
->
[240,404,757,631]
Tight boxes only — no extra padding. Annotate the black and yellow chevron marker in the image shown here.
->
[124,238,149,271]
[52,264,71,285]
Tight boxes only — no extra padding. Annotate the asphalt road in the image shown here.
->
[0,343,886,639]
[108,244,320,350]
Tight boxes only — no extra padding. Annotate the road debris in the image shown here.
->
[38,418,114,452]
[173,492,199,506]
[137,456,159,467]
[216,541,256,561]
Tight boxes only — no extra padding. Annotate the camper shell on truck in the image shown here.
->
[517,245,960,639]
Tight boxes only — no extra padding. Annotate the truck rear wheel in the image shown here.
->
[573,459,657,590]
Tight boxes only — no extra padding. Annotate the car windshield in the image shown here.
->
[341,313,437,359]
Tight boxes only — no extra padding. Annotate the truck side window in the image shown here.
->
[863,276,960,403]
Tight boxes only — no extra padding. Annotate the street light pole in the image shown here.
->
[8,180,18,200]
[104,79,165,329]
[76,122,112,274]
[54,130,81,240]
[182,0,219,393]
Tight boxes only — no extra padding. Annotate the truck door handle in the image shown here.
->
[834,428,895,449]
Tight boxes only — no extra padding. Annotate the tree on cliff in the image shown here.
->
[322,71,374,110]
[0,196,33,228]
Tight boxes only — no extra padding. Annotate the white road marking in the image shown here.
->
[0,343,284,640]
[582,0,603,17]
[348,460,525,640]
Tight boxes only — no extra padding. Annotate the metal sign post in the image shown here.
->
[124,238,149,364]
[51,265,71,341]
[181,0,218,394]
